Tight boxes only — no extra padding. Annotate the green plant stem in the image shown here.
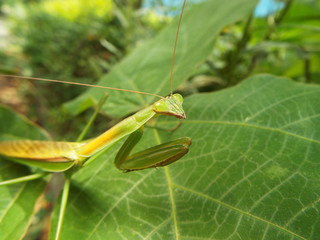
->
[0,172,47,186]
[76,93,109,142]
[304,57,311,82]
[221,14,253,85]
[298,46,312,82]
[53,93,108,237]
[264,0,294,40]
[247,0,294,77]
[54,176,71,240]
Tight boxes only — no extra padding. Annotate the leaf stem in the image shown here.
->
[247,0,294,77]
[76,93,109,142]
[220,14,253,85]
[54,176,71,240]
[264,0,294,40]
[304,57,311,82]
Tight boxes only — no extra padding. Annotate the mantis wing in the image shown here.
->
[0,141,85,172]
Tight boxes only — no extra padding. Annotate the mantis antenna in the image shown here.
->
[0,1,187,98]
[0,74,163,99]
[169,0,187,95]
[0,0,186,98]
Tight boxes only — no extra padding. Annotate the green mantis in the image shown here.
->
[0,93,191,173]
[0,92,191,240]
[0,0,190,239]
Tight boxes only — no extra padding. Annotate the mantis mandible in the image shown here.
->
[0,0,190,239]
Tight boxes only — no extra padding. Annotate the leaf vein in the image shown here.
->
[173,184,307,240]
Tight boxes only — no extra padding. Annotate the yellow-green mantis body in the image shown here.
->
[0,93,191,173]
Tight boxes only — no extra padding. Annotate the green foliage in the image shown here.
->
[39,0,113,23]
[7,0,147,110]
[65,0,258,117]
[1,0,320,239]
[3,0,161,139]
[53,75,320,239]
[12,0,115,79]
[208,0,320,85]
[3,72,320,238]
[0,105,50,141]
[0,51,25,74]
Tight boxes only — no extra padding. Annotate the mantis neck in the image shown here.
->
[77,105,157,162]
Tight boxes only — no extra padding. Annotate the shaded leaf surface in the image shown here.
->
[0,106,50,141]
[0,106,48,240]
[64,0,258,118]
[57,75,320,240]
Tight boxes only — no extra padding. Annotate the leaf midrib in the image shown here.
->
[152,128,180,240]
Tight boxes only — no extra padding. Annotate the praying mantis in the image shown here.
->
[0,93,190,173]
[0,0,191,239]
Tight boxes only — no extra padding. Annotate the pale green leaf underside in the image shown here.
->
[56,75,320,240]
[64,0,258,118]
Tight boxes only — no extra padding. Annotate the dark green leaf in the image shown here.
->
[56,75,320,239]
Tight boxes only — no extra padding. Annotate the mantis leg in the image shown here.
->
[147,121,183,132]
[115,127,191,172]
[0,172,48,186]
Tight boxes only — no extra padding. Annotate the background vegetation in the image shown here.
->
[0,0,319,239]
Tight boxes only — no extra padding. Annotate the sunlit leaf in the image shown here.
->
[65,0,258,117]
[56,75,320,239]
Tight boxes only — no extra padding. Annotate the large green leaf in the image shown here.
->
[0,106,48,240]
[53,75,320,240]
[64,0,258,118]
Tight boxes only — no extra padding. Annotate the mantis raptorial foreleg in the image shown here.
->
[115,126,191,172]
[147,120,183,132]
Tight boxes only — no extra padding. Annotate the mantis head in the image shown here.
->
[153,93,186,119]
